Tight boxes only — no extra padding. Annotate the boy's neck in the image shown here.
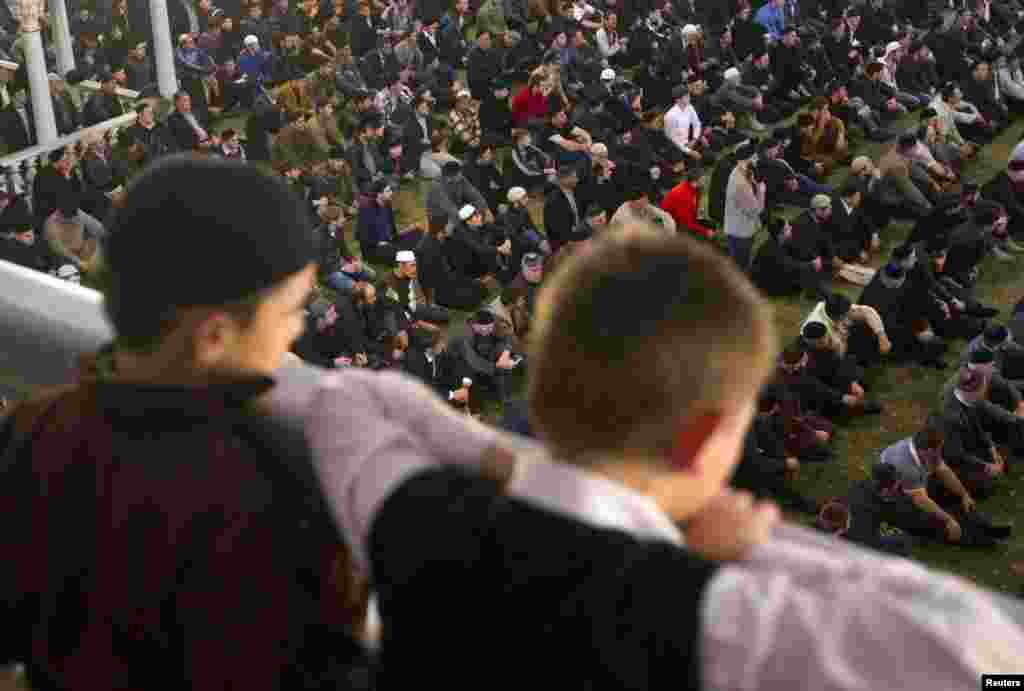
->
[587,453,704,523]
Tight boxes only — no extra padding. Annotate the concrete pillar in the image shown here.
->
[23,29,58,145]
[49,0,75,75]
[149,0,178,99]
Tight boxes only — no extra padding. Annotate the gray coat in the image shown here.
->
[425,175,489,226]
[711,80,761,114]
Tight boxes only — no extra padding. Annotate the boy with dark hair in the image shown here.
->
[0,155,371,691]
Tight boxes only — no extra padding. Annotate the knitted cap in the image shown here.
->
[107,155,315,315]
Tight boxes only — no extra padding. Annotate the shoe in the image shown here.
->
[748,116,768,132]
[959,532,999,548]
[968,305,1000,318]
[992,246,1014,262]
[862,400,883,415]
[972,513,1013,539]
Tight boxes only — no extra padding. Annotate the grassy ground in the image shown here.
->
[363,114,1024,594]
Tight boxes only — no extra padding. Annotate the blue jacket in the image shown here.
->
[356,202,396,255]
[754,3,785,40]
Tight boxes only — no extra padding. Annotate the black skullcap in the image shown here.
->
[2,196,33,231]
[473,309,496,325]
[825,293,852,319]
[984,324,1009,345]
[962,178,980,193]
[969,348,996,365]
[107,155,315,314]
[442,160,462,176]
[359,113,382,130]
[48,148,67,164]
[672,84,688,99]
[941,82,960,99]
[898,132,918,149]
[872,462,900,493]
[929,233,950,255]
[892,243,914,260]
[802,322,827,340]
[974,201,1004,227]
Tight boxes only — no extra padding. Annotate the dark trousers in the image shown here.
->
[362,230,424,266]
[727,235,755,273]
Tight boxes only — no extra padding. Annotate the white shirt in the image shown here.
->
[664,102,701,154]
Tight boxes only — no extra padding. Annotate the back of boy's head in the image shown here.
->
[105,154,315,350]
[527,228,776,462]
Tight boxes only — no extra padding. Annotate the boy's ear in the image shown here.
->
[670,411,722,472]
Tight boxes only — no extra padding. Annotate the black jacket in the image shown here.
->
[0,237,52,273]
[369,466,717,691]
[414,232,488,311]
[751,233,816,297]
[466,46,502,97]
[982,172,1024,223]
[479,95,514,139]
[166,110,209,151]
[543,187,581,253]
[82,92,126,127]
[0,379,372,691]
[0,104,34,151]
[789,210,835,264]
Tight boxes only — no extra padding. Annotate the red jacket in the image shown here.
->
[511,86,550,127]
[661,181,714,238]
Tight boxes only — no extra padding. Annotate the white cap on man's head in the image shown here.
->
[507,187,527,202]
[459,204,477,221]
[601,68,615,81]
[396,250,416,263]
[724,67,741,81]
[244,34,259,46]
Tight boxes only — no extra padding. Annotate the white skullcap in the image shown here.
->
[724,67,741,81]
[601,68,615,80]
[507,187,527,202]
[244,34,259,45]
[396,250,416,263]
[459,204,477,221]
[682,24,699,35]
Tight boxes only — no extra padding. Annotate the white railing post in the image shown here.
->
[23,30,59,145]
[49,0,76,76]
[149,0,179,99]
